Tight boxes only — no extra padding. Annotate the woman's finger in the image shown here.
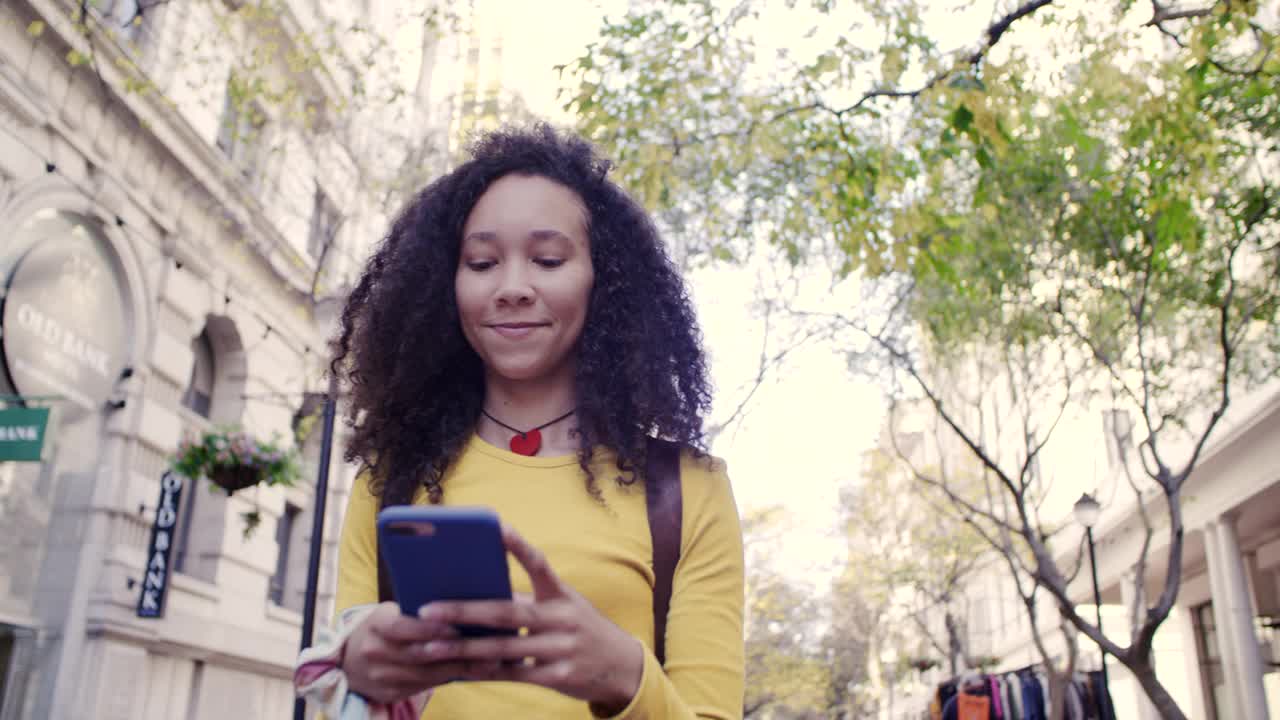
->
[479,659,581,689]
[502,523,565,600]
[420,598,546,631]
[374,614,460,645]
[416,632,575,663]
[367,659,472,694]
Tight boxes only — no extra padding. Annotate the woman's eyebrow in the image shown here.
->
[462,231,498,244]
[463,230,572,244]
[529,229,572,242]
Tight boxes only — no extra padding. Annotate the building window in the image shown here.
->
[307,186,342,261]
[0,624,15,712]
[181,330,216,418]
[216,78,266,181]
[92,0,146,42]
[175,329,215,576]
[269,504,301,606]
[1193,603,1226,720]
[0,623,35,715]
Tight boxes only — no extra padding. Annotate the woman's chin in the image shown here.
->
[487,361,555,384]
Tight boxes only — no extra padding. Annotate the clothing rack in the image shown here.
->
[926,665,1115,720]
[940,660,1106,681]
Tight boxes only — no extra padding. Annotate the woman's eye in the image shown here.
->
[534,258,565,269]
[466,260,496,271]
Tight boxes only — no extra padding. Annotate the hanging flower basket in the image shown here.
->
[210,465,264,494]
[171,428,300,497]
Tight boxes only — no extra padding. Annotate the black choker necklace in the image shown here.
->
[481,408,576,456]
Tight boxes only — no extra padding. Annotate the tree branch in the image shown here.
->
[704,299,825,444]
[1147,0,1274,76]
[887,402,1022,537]
[663,0,1057,149]
[1144,0,1215,26]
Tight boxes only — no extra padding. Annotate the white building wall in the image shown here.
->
[0,0,427,717]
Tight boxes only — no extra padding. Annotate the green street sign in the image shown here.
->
[0,407,50,462]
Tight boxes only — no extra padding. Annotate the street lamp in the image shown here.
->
[1073,492,1110,715]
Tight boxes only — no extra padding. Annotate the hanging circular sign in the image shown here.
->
[2,211,132,413]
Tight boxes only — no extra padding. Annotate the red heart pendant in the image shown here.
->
[509,429,541,456]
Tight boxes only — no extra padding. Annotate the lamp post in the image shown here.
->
[293,380,338,720]
[1073,492,1110,716]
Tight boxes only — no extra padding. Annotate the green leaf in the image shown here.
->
[948,74,985,92]
[27,20,46,37]
[813,52,840,75]
[951,104,974,133]
[66,49,88,67]
[710,245,736,262]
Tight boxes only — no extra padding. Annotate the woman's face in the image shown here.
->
[456,173,595,384]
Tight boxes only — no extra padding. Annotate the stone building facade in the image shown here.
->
[0,0,421,717]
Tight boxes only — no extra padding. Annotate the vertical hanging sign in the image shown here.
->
[137,471,184,618]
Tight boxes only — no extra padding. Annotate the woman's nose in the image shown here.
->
[495,264,534,306]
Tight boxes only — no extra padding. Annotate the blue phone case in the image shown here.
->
[376,506,516,637]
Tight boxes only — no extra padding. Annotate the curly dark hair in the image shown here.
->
[331,124,712,506]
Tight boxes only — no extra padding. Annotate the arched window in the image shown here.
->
[175,329,216,576]
[181,330,216,418]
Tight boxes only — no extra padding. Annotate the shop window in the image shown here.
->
[180,330,216,418]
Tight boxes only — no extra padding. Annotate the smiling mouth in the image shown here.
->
[486,322,549,338]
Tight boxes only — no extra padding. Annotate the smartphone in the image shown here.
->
[376,506,516,637]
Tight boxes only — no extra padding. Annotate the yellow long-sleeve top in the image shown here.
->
[336,435,746,719]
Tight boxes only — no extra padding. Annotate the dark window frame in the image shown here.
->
[269,504,302,606]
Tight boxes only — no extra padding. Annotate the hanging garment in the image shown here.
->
[1065,679,1086,720]
[1018,670,1047,720]
[940,680,959,713]
[1006,673,1024,720]
[944,686,999,720]
[1087,671,1116,720]
[1001,675,1019,720]
[989,677,1003,719]
[959,693,993,720]
[1080,675,1103,720]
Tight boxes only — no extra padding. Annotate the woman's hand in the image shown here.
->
[417,524,645,715]
[342,602,484,704]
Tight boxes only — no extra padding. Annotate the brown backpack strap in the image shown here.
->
[645,437,683,668]
[377,490,394,604]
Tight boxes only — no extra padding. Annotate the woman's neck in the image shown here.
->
[477,370,579,455]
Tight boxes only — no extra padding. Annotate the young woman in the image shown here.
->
[295,125,745,719]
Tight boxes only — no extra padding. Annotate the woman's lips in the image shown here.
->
[487,323,548,339]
